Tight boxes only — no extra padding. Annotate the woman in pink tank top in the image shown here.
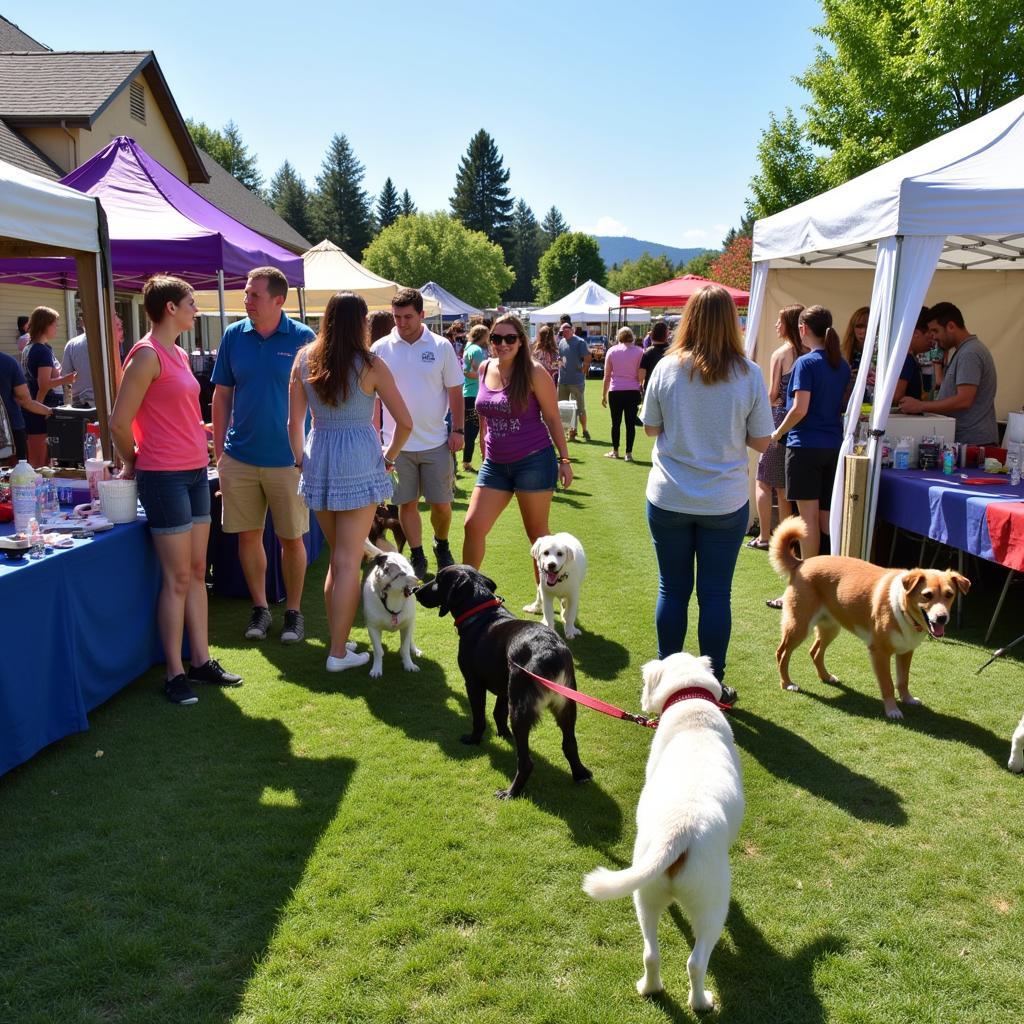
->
[462,314,573,575]
[110,275,240,705]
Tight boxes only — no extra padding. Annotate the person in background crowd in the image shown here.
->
[445,320,466,359]
[368,310,395,345]
[22,306,76,467]
[767,304,851,604]
[749,304,804,550]
[371,287,464,581]
[289,292,411,672]
[16,316,29,353]
[110,275,242,705]
[0,349,53,465]
[841,306,872,400]
[461,323,488,473]
[898,301,998,445]
[212,267,315,645]
[531,324,559,382]
[640,285,773,692]
[462,314,572,573]
[601,326,644,461]
[639,320,670,392]
[62,314,125,407]
[557,321,591,441]
[892,307,934,404]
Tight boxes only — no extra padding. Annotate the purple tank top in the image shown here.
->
[475,366,553,463]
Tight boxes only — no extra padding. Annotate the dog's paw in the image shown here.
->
[495,787,518,800]
[900,694,922,706]
[1009,754,1024,774]
[460,733,483,746]
[369,662,383,679]
[822,674,841,685]
[496,727,513,741]
[688,989,716,1013]
[636,976,664,997]
[412,646,423,657]
[564,625,581,639]
[783,683,800,692]
[885,705,904,720]
[402,661,420,673]
[573,767,593,784]
[522,601,542,614]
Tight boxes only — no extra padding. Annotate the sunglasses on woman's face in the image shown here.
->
[490,333,519,346]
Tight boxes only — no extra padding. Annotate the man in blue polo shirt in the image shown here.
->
[212,266,314,644]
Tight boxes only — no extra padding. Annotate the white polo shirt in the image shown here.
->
[372,327,464,451]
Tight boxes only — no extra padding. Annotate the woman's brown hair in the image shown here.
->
[778,303,804,356]
[306,291,372,406]
[490,313,533,411]
[368,309,394,344]
[27,306,59,341]
[841,305,870,364]
[533,323,557,356]
[800,305,843,369]
[667,285,747,384]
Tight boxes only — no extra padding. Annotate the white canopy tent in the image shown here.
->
[529,279,650,324]
[746,92,1024,557]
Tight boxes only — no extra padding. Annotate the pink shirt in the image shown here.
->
[604,343,643,391]
[127,336,208,471]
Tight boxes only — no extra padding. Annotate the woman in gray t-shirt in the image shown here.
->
[640,286,774,686]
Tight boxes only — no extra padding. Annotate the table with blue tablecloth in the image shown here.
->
[0,519,162,777]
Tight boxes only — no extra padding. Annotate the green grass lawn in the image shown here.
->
[2,402,1023,1023]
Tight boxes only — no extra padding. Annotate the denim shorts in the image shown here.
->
[136,466,212,535]
[476,445,558,493]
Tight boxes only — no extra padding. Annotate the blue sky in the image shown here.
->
[9,0,823,249]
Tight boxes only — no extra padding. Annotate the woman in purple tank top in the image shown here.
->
[462,314,573,573]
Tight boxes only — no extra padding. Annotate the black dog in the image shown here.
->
[368,503,406,554]
[415,565,592,799]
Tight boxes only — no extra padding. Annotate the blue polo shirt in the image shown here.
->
[212,312,314,466]
[1,351,27,430]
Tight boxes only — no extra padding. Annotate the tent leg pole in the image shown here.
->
[298,286,307,324]
[217,270,227,342]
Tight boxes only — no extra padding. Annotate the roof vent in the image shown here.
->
[129,81,145,123]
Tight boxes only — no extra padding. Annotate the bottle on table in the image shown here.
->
[942,448,954,475]
[28,516,43,559]
[10,460,38,533]
[894,437,911,471]
[1008,445,1021,487]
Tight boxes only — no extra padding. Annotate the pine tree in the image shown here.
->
[187,118,264,195]
[268,161,311,241]
[309,134,374,257]
[541,206,569,243]
[506,199,545,303]
[376,177,401,231]
[400,189,417,217]
[450,129,514,247]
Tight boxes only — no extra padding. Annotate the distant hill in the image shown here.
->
[593,236,707,269]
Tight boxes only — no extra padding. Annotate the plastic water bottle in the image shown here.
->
[34,472,48,518]
[10,460,38,533]
[894,437,911,471]
[1009,445,1021,487]
[83,424,99,463]
[28,517,43,559]
[942,448,954,475]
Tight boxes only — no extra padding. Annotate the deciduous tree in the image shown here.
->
[534,232,606,304]
[187,118,264,195]
[680,251,720,278]
[606,252,677,295]
[708,237,752,292]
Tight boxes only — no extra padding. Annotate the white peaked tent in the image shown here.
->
[746,92,1024,556]
[529,279,649,323]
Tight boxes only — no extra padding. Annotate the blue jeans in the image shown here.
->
[646,499,749,681]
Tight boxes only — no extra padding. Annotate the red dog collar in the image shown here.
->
[453,597,504,630]
[660,686,730,715]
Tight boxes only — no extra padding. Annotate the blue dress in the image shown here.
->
[298,352,393,511]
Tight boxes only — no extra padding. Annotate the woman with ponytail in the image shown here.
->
[766,305,850,586]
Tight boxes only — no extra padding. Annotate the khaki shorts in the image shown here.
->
[557,382,586,415]
[218,452,309,538]
[392,442,454,505]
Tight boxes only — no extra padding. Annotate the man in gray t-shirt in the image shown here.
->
[897,303,997,444]
[556,322,592,440]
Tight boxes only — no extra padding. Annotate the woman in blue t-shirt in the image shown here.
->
[768,305,851,570]
[22,306,76,467]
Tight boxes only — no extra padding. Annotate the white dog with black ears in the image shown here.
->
[361,548,421,678]
[583,652,744,1012]
[524,532,586,639]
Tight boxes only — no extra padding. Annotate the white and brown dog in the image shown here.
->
[770,516,970,719]
[524,532,586,639]
[583,653,743,1011]
[362,549,421,678]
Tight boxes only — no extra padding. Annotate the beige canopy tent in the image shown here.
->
[0,157,116,447]
[193,239,439,317]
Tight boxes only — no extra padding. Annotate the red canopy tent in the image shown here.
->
[619,274,749,308]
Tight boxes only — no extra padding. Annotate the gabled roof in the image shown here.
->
[192,149,311,254]
[0,16,47,52]
[0,120,61,180]
[0,51,207,182]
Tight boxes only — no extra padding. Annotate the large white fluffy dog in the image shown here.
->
[362,550,421,678]
[583,653,744,1012]
[1009,713,1024,773]
[525,532,587,639]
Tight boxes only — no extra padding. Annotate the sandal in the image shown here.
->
[766,597,784,610]
[603,451,619,459]
[746,538,770,550]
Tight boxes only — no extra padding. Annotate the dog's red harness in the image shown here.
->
[453,597,505,631]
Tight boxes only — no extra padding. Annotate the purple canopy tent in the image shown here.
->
[0,136,304,296]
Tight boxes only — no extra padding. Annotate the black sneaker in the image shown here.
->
[410,548,429,580]
[280,609,305,644]
[165,674,198,705]
[244,606,272,640]
[720,684,739,707]
[582,430,592,441]
[188,658,243,687]
[433,538,455,570]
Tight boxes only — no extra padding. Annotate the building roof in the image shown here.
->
[0,16,47,52]
[0,120,61,179]
[192,149,311,255]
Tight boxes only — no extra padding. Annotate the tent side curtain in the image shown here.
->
[743,263,769,359]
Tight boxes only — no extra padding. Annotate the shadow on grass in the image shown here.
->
[729,707,907,825]
[0,683,353,1022]
[569,630,632,681]
[648,901,844,1023]
[799,676,1010,766]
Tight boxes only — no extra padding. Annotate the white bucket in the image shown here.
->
[98,478,139,524]
[558,400,578,431]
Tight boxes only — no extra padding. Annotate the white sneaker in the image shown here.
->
[326,650,370,672]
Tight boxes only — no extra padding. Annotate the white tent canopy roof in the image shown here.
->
[753,92,1024,271]
[529,279,649,323]
[0,156,101,253]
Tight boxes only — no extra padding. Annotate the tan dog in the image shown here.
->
[770,517,970,719]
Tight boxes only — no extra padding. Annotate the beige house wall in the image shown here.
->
[19,124,73,172]
[0,284,71,358]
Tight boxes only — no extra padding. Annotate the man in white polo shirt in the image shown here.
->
[372,287,465,579]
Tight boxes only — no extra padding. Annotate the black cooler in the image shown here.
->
[47,406,97,467]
